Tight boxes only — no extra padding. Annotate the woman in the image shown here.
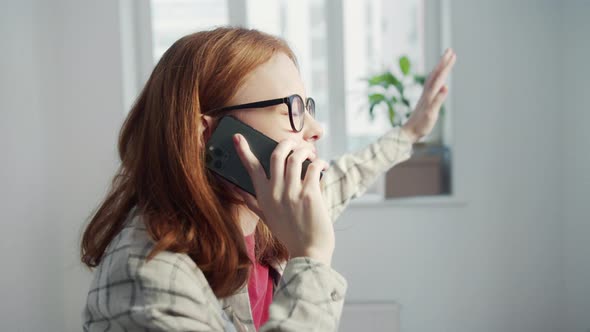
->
[81,27,456,331]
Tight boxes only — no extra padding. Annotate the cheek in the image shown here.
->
[231,110,301,143]
[262,123,301,143]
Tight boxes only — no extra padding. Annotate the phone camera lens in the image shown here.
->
[213,148,223,157]
[214,160,223,169]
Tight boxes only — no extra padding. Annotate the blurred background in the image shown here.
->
[1,0,588,331]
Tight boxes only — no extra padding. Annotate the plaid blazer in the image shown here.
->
[83,127,412,331]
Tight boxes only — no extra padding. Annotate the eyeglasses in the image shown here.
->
[209,94,315,132]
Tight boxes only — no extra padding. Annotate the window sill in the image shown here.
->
[349,193,467,208]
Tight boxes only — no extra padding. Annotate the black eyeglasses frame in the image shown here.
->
[209,94,315,132]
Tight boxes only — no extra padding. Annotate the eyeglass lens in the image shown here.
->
[291,95,305,131]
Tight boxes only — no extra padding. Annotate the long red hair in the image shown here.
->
[81,27,296,298]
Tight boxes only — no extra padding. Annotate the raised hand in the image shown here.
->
[402,48,457,143]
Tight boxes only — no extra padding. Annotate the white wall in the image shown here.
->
[1,0,124,331]
[0,1,63,331]
[333,0,567,331]
[0,0,587,331]
[562,1,590,331]
[39,1,125,331]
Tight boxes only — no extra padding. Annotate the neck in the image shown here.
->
[236,204,259,236]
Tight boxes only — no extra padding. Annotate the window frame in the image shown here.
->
[120,0,462,205]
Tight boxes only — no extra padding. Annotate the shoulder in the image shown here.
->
[93,212,200,285]
[83,211,229,331]
[105,214,204,285]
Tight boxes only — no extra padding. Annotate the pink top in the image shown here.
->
[244,232,274,331]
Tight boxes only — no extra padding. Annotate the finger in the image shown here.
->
[427,52,456,101]
[426,50,454,92]
[425,48,454,91]
[285,147,316,194]
[302,159,330,192]
[269,139,299,185]
[432,84,449,110]
[424,49,450,88]
[233,133,267,186]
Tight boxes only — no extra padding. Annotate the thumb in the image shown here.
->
[233,133,266,182]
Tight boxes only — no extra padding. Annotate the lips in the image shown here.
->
[297,143,317,160]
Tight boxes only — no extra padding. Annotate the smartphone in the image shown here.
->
[205,115,322,197]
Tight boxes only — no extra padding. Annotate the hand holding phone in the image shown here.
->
[232,131,335,266]
[205,115,322,197]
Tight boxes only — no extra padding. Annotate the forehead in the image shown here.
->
[229,52,306,104]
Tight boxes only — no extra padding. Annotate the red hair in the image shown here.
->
[81,27,296,298]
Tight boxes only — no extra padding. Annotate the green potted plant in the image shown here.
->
[366,55,444,133]
[365,56,450,198]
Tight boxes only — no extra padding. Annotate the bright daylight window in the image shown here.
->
[151,0,229,62]
[343,0,425,151]
[149,0,451,199]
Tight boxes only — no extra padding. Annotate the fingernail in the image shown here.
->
[233,134,241,145]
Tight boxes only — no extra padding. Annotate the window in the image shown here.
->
[343,0,426,152]
[244,0,332,161]
[150,0,333,158]
[150,0,229,62]
[146,0,453,200]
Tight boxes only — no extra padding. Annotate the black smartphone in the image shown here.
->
[205,115,321,197]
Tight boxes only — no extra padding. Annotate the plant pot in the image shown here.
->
[384,143,451,198]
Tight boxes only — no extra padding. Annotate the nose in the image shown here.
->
[302,112,324,142]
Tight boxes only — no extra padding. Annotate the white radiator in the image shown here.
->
[338,302,401,331]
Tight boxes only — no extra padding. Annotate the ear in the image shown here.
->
[200,114,214,142]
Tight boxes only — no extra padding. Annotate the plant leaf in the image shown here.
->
[386,100,396,127]
[401,97,410,107]
[414,74,426,85]
[367,72,405,96]
[368,93,386,122]
[369,102,377,121]
[399,56,411,76]
[368,72,403,91]
[368,93,386,104]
